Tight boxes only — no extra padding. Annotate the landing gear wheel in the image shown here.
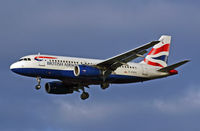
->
[101,83,109,90]
[80,92,89,100]
[35,85,41,90]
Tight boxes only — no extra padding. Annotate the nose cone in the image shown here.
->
[10,62,22,74]
[10,63,16,70]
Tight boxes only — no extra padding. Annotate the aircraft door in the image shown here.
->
[35,54,46,66]
[38,60,45,66]
[142,65,148,76]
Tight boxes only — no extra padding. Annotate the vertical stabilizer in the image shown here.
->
[142,35,171,67]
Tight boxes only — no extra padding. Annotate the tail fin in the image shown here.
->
[142,35,171,67]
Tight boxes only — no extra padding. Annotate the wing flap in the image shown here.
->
[108,49,147,71]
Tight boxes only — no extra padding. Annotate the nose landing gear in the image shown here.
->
[35,77,41,90]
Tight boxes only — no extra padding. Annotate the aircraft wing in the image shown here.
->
[96,41,160,77]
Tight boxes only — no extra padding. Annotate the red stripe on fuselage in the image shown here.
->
[144,58,164,67]
[148,44,170,55]
[35,56,57,59]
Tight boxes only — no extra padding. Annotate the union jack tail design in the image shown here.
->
[142,35,171,67]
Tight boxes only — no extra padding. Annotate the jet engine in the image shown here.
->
[74,65,101,77]
[45,81,74,94]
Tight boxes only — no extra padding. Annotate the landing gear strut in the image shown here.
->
[80,87,89,100]
[35,77,41,90]
[101,83,109,90]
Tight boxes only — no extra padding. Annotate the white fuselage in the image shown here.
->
[10,54,171,85]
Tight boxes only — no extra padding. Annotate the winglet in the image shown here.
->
[158,60,190,72]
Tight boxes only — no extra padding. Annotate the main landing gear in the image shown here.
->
[80,86,89,100]
[101,83,109,90]
[35,77,41,90]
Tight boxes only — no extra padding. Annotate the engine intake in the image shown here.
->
[74,65,101,77]
[45,81,74,94]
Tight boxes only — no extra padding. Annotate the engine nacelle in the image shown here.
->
[45,81,74,94]
[74,65,101,77]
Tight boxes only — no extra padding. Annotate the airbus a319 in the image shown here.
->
[10,35,189,100]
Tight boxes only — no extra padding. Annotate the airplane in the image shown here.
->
[10,35,189,100]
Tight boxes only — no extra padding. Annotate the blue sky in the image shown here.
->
[0,0,199,130]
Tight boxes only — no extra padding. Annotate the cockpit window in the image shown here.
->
[19,58,31,61]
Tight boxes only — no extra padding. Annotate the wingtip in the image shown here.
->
[150,40,160,46]
[153,40,160,44]
[184,59,191,63]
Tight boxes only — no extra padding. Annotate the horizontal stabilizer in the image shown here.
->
[158,60,190,72]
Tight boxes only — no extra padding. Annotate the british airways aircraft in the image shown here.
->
[10,35,189,100]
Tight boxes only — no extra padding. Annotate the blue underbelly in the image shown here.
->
[11,68,148,84]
